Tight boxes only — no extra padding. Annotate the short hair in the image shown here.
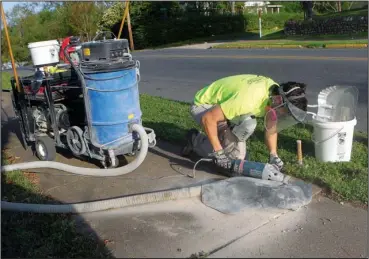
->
[270,82,308,111]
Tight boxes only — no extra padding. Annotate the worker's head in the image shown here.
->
[265,82,308,133]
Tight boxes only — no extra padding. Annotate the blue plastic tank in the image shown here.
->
[82,60,142,149]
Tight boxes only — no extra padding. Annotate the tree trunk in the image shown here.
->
[337,1,342,12]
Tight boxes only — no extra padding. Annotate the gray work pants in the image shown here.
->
[190,104,256,160]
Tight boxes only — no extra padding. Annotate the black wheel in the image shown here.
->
[66,126,86,155]
[35,136,56,161]
[105,155,127,168]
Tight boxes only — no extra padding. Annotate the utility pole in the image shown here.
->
[258,8,262,38]
[231,1,235,14]
[127,4,134,51]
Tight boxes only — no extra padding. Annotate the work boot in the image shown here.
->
[180,128,199,157]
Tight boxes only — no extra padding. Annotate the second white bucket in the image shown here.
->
[311,116,357,162]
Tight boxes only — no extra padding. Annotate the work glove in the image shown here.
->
[209,149,233,170]
[269,154,284,171]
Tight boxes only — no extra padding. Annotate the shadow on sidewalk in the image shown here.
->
[1,173,115,258]
[1,112,114,258]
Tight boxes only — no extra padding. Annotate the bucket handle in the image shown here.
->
[311,125,345,144]
[136,60,140,83]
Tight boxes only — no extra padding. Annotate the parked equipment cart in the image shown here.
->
[10,34,156,169]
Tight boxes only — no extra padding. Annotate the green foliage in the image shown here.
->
[2,72,12,91]
[2,2,106,63]
[244,12,304,31]
[99,2,246,49]
[132,14,245,49]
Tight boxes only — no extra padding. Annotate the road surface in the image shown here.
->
[134,48,368,132]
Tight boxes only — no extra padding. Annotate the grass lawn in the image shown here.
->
[136,32,256,50]
[2,71,12,90]
[2,70,35,91]
[140,94,368,205]
[213,32,368,49]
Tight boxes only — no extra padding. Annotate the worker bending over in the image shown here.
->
[181,74,308,171]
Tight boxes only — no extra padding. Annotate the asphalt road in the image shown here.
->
[133,48,368,133]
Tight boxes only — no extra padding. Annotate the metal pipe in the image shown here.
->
[1,3,21,93]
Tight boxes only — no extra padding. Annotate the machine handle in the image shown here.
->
[93,31,117,41]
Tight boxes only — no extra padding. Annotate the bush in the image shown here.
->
[244,12,304,31]
[285,15,368,36]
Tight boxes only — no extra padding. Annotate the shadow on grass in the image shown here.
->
[353,134,368,146]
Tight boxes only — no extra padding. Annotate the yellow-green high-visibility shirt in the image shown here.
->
[194,74,279,120]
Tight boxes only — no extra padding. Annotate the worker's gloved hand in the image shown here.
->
[209,149,232,170]
[269,154,284,170]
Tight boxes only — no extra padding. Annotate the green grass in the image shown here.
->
[1,152,113,258]
[213,30,368,49]
[2,71,12,90]
[213,38,368,49]
[140,94,368,204]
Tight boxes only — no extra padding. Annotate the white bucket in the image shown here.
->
[311,116,357,162]
[28,40,60,67]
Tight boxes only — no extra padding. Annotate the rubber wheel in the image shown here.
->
[35,136,56,161]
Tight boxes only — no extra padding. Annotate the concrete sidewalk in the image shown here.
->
[73,194,367,258]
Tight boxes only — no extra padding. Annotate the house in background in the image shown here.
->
[244,1,283,14]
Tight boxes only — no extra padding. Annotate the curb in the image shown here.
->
[213,43,368,49]
[2,177,322,214]
[325,43,368,48]
[1,185,203,214]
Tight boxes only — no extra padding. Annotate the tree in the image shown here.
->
[313,1,344,13]
[63,2,102,41]
[302,1,313,20]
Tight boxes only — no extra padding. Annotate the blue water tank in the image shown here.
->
[82,60,142,149]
